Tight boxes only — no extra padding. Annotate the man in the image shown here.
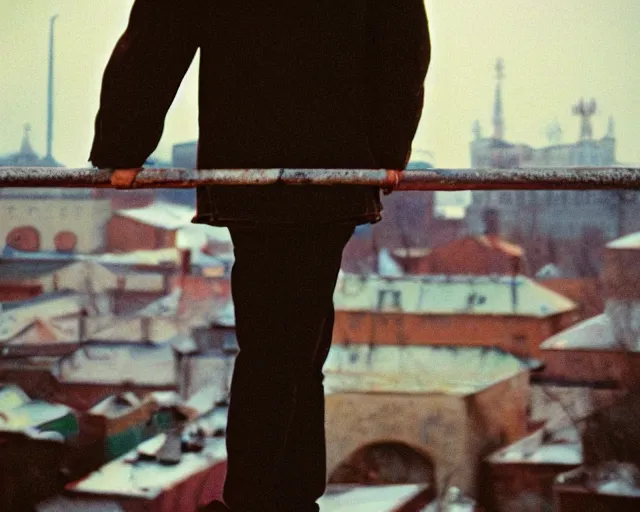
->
[90,1,430,510]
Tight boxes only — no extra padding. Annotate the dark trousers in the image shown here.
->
[223,223,356,512]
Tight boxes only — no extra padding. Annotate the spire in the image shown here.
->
[492,58,505,140]
[472,120,482,140]
[606,115,615,138]
[47,14,58,161]
[19,124,36,157]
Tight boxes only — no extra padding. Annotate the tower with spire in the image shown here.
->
[466,62,625,246]
[44,14,59,166]
[492,58,505,140]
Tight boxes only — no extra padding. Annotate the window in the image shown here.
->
[377,290,402,311]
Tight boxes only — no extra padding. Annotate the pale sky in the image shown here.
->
[1,0,639,169]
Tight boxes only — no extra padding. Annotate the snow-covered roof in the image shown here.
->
[89,392,142,418]
[2,247,181,267]
[536,263,562,279]
[318,484,426,511]
[0,384,30,410]
[0,293,86,343]
[62,435,226,500]
[56,345,177,386]
[177,223,232,247]
[115,201,196,230]
[323,345,525,395]
[87,316,183,344]
[135,289,182,317]
[377,248,404,277]
[334,273,577,318]
[541,314,614,350]
[0,400,73,432]
[491,442,582,465]
[607,231,640,250]
[540,311,640,352]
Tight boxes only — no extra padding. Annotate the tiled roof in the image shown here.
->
[334,273,576,318]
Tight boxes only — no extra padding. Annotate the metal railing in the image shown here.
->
[0,166,639,190]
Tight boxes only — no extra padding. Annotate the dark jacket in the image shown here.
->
[90,0,430,227]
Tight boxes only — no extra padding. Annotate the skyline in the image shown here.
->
[1,0,639,168]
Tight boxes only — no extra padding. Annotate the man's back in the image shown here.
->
[90,0,429,225]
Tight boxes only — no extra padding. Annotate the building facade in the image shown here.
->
[465,60,640,245]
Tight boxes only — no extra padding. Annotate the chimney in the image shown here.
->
[483,208,500,236]
[141,316,151,343]
[78,307,88,342]
[179,249,192,288]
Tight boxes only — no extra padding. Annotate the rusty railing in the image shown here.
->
[0,166,639,190]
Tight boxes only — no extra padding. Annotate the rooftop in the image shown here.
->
[0,260,71,280]
[115,201,196,230]
[55,344,177,386]
[0,400,73,433]
[474,234,523,257]
[334,273,576,318]
[323,345,526,395]
[318,484,428,511]
[540,313,630,351]
[607,231,640,250]
[61,434,226,500]
[0,292,87,343]
[490,440,582,466]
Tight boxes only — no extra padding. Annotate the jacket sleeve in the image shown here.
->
[367,0,430,170]
[89,0,200,168]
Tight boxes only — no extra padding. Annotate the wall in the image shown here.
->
[538,278,603,321]
[332,311,574,359]
[325,392,467,495]
[325,371,529,499]
[540,349,640,388]
[106,216,176,253]
[0,198,111,253]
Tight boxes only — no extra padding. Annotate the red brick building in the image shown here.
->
[333,273,578,359]
[390,234,525,276]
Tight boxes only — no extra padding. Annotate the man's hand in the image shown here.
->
[110,168,143,189]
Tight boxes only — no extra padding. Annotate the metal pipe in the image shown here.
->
[0,166,639,190]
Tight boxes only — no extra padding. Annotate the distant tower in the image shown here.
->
[572,97,597,140]
[606,115,615,139]
[546,119,563,145]
[19,124,37,159]
[46,14,58,163]
[472,120,482,140]
[492,58,505,140]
